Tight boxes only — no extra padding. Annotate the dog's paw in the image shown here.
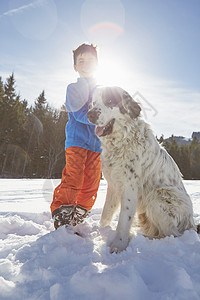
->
[108,234,129,254]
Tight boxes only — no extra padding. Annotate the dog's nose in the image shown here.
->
[87,108,100,124]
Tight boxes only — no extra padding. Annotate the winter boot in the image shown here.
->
[52,205,74,230]
[72,204,90,226]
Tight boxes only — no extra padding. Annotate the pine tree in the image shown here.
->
[166,136,181,166]
[29,91,47,177]
[4,73,16,104]
[33,90,47,121]
[157,135,164,144]
[179,145,191,179]
[189,136,200,179]
[45,107,68,178]
[2,73,19,143]
[0,77,5,174]
[0,74,18,176]
[0,76,5,137]
[161,136,191,179]
[0,77,4,101]
[0,74,30,177]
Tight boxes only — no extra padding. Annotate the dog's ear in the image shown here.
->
[122,91,141,119]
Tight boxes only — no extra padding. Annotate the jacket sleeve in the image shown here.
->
[65,81,94,125]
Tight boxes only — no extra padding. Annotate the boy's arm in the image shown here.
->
[66,82,93,125]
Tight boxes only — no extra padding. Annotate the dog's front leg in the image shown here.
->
[109,187,138,253]
[100,184,120,227]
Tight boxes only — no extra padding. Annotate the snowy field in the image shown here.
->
[0,179,200,300]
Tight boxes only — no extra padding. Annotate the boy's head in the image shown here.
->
[73,43,98,78]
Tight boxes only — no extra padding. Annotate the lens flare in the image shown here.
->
[89,22,124,37]
[81,0,125,44]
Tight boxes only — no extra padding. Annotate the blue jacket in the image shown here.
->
[65,78,102,153]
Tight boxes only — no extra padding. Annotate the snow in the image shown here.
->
[0,179,200,300]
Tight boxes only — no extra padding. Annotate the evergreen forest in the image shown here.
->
[0,74,200,179]
[0,74,68,178]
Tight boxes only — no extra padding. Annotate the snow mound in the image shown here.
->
[0,215,44,236]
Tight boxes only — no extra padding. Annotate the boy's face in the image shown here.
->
[74,52,97,78]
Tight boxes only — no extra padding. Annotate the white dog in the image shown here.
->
[87,86,197,253]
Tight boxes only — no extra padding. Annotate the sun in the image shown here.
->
[94,49,139,98]
[95,52,128,89]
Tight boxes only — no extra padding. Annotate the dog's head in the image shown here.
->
[87,86,141,137]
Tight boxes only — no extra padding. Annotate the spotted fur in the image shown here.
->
[87,86,196,253]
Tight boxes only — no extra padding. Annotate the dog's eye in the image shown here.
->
[103,98,115,109]
[105,99,113,106]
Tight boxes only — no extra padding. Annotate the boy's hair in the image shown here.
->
[73,43,98,65]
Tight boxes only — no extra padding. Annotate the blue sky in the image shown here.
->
[0,0,200,138]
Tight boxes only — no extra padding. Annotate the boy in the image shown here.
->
[50,43,102,229]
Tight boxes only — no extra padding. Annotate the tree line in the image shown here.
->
[158,135,200,180]
[0,73,68,178]
[0,73,200,179]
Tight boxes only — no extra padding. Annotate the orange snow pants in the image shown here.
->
[50,147,101,214]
